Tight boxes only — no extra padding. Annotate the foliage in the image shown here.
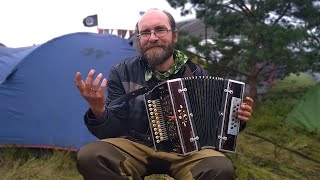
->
[268,72,316,92]
[227,78,320,179]
[168,0,320,99]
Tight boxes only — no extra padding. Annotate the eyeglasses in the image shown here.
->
[137,28,174,39]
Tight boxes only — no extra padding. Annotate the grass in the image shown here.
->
[229,74,320,180]
[1,74,319,180]
[268,73,316,94]
[0,148,81,180]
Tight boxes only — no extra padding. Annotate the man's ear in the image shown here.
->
[174,31,178,42]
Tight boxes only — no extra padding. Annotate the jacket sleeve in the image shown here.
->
[83,66,129,139]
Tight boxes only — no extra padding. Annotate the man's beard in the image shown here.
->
[139,41,175,67]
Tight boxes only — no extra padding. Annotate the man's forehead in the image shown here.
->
[138,10,170,29]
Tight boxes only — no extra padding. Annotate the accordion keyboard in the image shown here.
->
[227,97,241,135]
[146,99,169,143]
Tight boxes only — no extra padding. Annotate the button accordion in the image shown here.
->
[144,76,245,155]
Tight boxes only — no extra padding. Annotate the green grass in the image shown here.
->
[228,73,320,180]
[0,148,81,180]
[1,74,319,180]
[269,73,316,93]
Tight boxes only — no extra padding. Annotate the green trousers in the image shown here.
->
[77,138,234,180]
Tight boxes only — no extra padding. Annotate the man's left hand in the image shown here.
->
[238,97,254,122]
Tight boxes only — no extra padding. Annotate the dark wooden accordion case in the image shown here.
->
[144,76,245,155]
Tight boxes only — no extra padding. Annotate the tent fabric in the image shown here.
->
[0,45,40,84]
[0,32,138,150]
[286,82,320,134]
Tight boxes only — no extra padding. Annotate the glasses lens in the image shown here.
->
[155,29,168,37]
[139,32,151,39]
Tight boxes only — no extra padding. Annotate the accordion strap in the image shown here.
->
[108,86,150,106]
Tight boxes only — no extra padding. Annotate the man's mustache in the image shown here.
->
[145,44,165,50]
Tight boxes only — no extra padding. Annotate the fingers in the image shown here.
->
[241,96,253,114]
[238,108,251,122]
[238,114,250,122]
[74,72,85,92]
[241,103,252,114]
[244,97,254,107]
[91,73,103,91]
[77,69,107,94]
[238,96,254,122]
[85,69,96,92]
[99,78,108,92]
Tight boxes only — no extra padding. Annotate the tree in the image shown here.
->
[168,0,320,100]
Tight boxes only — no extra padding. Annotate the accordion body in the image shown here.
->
[144,76,245,155]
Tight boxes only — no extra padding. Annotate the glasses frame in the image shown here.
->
[137,28,175,39]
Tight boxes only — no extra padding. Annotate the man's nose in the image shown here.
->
[148,31,159,41]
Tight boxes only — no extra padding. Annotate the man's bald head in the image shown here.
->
[135,9,176,34]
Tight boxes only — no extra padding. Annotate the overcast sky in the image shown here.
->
[0,0,195,48]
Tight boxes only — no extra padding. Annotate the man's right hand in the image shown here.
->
[74,69,107,118]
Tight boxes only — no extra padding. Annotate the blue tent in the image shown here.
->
[0,32,138,150]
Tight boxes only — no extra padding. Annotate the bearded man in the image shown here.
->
[74,9,253,180]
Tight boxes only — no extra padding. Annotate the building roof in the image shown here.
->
[176,18,218,39]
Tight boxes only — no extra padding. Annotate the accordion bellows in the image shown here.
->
[144,76,245,155]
